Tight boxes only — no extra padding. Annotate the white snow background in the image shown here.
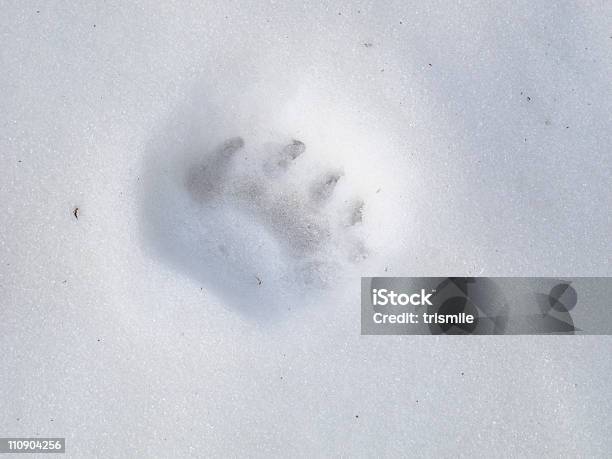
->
[1,0,611,456]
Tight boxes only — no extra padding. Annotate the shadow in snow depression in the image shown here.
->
[139,94,369,320]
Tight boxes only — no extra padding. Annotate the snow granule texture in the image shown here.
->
[1,1,611,457]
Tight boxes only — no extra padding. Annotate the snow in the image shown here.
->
[1,0,611,456]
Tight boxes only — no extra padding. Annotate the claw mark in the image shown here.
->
[216,136,245,160]
[187,137,245,201]
[278,139,305,169]
[350,200,364,225]
[311,172,342,202]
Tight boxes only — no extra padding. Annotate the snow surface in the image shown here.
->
[1,0,611,456]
